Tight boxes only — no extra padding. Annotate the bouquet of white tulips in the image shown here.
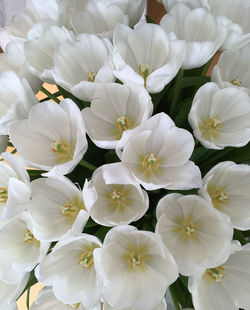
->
[1,0,250,309]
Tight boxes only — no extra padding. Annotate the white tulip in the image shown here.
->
[0,212,50,283]
[113,23,185,93]
[70,0,129,40]
[103,299,167,310]
[206,0,250,36]
[162,0,206,11]
[211,35,250,95]
[106,0,146,27]
[24,25,75,82]
[0,71,38,135]
[0,273,29,310]
[121,113,202,191]
[50,34,115,102]
[0,41,42,92]
[188,82,250,149]
[156,194,233,276]
[36,234,102,309]
[82,83,153,149]
[94,225,178,310]
[189,242,250,310]
[9,99,88,177]
[7,0,61,40]
[28,176,89,242]
[30,286,96,310]
[199,161,250,230]
[160,4,227,69]
[83,163,148,226]
[0,152,31,220]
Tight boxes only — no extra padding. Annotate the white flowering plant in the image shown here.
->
[1,0,250,310]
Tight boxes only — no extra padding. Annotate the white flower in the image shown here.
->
[113,23,185,93]
[50,34,115,102]
[162,0,206,11]
[156,193,233,276]
[0,70,38,135]
[199,161,250,230]
[0,273,29,310]
[0,212,50,283]
[160,4,227,69]
[82,83,153,149]
[103,299,167,310]
[188,82,250,149]
[83,163,148,226]
[9,99,88,177]
[107,0,146,28]
[94,225,178,310]
[30,286,94,310]
[69,0,129,40]
[7,0,61,40]
[206,0,250,36]
[36,234,102,309]
[28,176,89,242]
[0,41,42,92]
[121,113,202,191]
[24,25,75,82]
[189,242,250,310]
[211,36,250,95]
[0,152,31,220]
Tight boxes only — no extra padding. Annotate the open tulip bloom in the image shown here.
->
[2,0,250,309]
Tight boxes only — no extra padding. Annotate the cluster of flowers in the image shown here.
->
[1,0,250,309]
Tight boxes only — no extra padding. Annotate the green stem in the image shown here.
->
[79,160,97,171]
[170,69,184,118]
[40,87,60,103]
[169,286,181,310]
[26,287,30,309]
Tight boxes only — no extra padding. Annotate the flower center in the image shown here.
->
[24,229,39,246]
[67,303,81,309]
[87,72,97,82]
[138,152,161,179]
[174,216,199,242]
[129,253,143,269]
[231,77,242,86]
[138,64,150,88]
[0,187,8,203]
[207,185,230,211]
[51,138,76,164]
[78,244,100,269]
[112,115,136,140]
[199,117,222,139]
[205,266,225,283]
[61,197,85,221]
[107,186,131,212]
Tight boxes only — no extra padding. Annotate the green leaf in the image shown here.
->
[94,226,111,242]
[181,76,210,88]
[233,229,247,245]
[145,15,156,24]
[18,270,38,299]
[57,85,89,109]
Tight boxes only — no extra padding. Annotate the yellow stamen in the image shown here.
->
[106,186,131,212]
[138,152,161,179]
[61,197,85,221]
[174,216,199,242]
[0,187,8,203]
[67,303,81,309]
[51,138,76,164]
[207,184,229,210]
[199,117,222,140]
[112,115,136,140]
[24,229,39,246]
[78,244,100,269]
[87,72,97,82]
[138,64,150,88]
[205,266,225,283]
[231,77,242,86]
[122,244,150,272]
